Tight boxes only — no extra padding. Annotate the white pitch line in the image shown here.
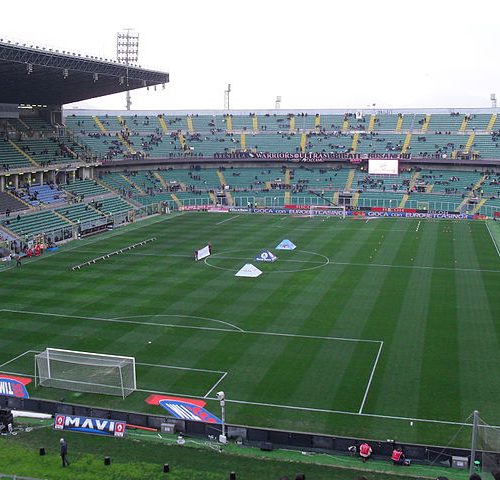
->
[358,341,384,414]
[138,362,226,375]
[486,221,500,260]
[1,309,244,334]
[0,350,34,369]
[0,309,379,344]
[216,215,240,225]
[204,371,228,398]
[128,385,486,428]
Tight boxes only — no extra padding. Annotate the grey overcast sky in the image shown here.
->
[2,0,499,111]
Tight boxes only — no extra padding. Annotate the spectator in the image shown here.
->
[359,442,372,462]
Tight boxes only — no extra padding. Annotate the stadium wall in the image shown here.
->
[0,394,479,467]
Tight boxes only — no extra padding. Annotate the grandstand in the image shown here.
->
[2,34,500,480]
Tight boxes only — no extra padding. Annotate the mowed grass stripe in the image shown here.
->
[418,221,461,421]
[454,222,500,423]
[334,220,419,414]
[367,220,438,435]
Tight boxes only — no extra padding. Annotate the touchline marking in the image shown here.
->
[138,362,226,375]
[216,215,240,225]
[204,371,228,398]
[486,221,500,260]
[358,341,384,414]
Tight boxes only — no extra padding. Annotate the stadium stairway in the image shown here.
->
[342,117,349,132]
[289,116,295,132]
[284,190,291,204]
[209,191,217,205]
[53,209,76,226]
[119,174,145,194]
[465,133,475,153]
[217,170,227,187]
[332,191,340,204]
[158,116,168,133]
[226,115,233,133]
[471,198,488,214]
[459,116,468,132]
[345,169,356,191]
[396,115,404,132]
[240,133,246,150]
[368,114,376,132]
[6,190,32,210]
[402,133,412,153]
[457,174,488,211]
[421,114,431,132]
[170,193,183,208]
[399,193,409,208]
[118,134,136,154]
[92,116,107,133]
[409,170,421,190]
[486,114,497,133]
[284,168,291,187]
[252,116,258,132]
[178,133,186,150]
[8,140,39,167]
[300,133,307,153]
[314,115,321,131]
[225,190,234,206]
[351,132,359,153]
[153,172,168,188]
[351,191,360,207]
[187,116,194,133]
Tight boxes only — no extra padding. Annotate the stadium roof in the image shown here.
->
[0,40,169,105]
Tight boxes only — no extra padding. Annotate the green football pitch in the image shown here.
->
[1,212,500,447]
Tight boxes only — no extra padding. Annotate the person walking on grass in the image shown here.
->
[60,438,69,467]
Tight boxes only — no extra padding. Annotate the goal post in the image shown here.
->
[34,348,136,399]
[309,204,346,219]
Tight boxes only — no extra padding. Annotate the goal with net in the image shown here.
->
[34,348,136,398]
[309,204,346,219]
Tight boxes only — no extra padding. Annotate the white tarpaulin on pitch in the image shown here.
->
[275,239,296,250]
[235,264,262,278]
[195,244,211,261]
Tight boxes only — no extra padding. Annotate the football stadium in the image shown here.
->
[1,4,500,480]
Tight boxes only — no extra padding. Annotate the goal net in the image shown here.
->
[476,414,500,473]
[34,348,136,398]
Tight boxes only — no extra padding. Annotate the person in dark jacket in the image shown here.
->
[60,438,69,467]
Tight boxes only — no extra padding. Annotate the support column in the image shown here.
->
[37,171,44,185]
[0,176,5,192]
[13,174,19,188]
[49,170,56,184]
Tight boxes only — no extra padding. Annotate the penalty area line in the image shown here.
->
[486,221,500,260]
[358,341,384,414]
[216,215,240,225]
[204,371,228,398]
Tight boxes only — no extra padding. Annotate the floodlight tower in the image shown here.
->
[275,96,282,109]
[224,84,231,110]
[117,29,140,111]
[491,93,497,108]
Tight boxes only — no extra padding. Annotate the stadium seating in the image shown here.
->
[0,191,30,214]
[63,179,111,198]
[0,139,34,169]
[56,203,104,224]
[23,184,66,206]
[2,210,71,237]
